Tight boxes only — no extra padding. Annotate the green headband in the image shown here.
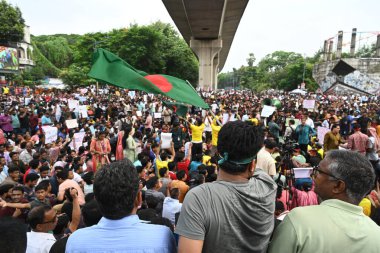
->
[218,152,256,165]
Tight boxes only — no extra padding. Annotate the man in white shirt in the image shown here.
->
[256,139,277,177]
[26,205,57,253]
[19,142,35,165]
[304,113,314,129]
[162,188,182,225]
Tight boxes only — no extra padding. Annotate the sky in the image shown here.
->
[7,0,380,72]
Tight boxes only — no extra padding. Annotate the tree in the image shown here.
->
[0,0,25,44]
[59,64,89,87]
[35,36,73,68]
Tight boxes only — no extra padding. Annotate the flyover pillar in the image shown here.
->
[190,38,222,90]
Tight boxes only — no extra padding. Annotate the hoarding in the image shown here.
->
[0,46,19,71]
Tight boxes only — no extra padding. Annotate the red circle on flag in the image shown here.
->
[145,75,173,93]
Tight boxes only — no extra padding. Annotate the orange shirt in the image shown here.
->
[171,180,189,203]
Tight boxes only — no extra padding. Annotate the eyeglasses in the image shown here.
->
[311,165,343,181]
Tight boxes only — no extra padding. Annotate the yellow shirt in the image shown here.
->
[359,198,371,216]
[249,118,259,126]
[202,155,211,165]
[190,123,205,143]
[211,123,221,146]
[3,87,9,94]
[156,159,171,178]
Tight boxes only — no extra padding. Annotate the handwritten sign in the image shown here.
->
[154,113,162,119]
[78,105,88,118]
[68,99,79,110]
[161,133,172,149]
[70,132,86,151]
[42,126,58,144]
[303,100,315,109]
[66,119,79,129]
[317,127,330,145]
[261,105,276,118]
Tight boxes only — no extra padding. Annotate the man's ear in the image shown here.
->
[250,160,256,173]
[332,180,346,195]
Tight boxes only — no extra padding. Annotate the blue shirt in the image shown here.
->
[66,215,176,253]
[295,124,315,145]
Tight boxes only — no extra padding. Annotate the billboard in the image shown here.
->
[0,46,19,71]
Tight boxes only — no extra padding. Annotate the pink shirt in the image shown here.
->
[291,186,319,209]
[58,179,85,205]
[348,131,369,154]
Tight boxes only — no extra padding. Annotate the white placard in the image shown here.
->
[68,99,79,110]
[154,113,162,119]
[261,105,276,118]
[293,168,313,179]
[66,119,79,129]
[80,88,88,94]
[42,126,58,144]
[303,100,315,109]
[128,91,136,98]
[79,96,87,102]
[25,98,31,106]
[78,105,88,118]
[161,133,172,149]
[317,127,330,145]
[71,132,86,151]
[136,111,142,117]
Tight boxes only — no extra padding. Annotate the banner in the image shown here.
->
[317,127,330,145]
[261,105,276,118]
[154,113,162,119]
[66,119,79,129]
[303,100,315,109]
[42,126,58,144]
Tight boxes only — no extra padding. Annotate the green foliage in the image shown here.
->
[34,36,74,68]
[0,0,25,44]
[219,50,319,91]
[30,41,61,78]
[355,43,376,58]
[59,64,89,87]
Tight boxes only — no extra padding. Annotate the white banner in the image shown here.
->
[68,99,79,110]
[317,126,330,145]
[66,119,79,129]
[261,105,276,118]
[78,105,88,118]
[303,100,315,109]
[161,133,172,149]
[69,132,86,151]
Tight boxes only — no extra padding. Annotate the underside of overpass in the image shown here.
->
[162,0,249,90]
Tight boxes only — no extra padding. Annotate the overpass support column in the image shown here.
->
[212,55,219,90]
[190,38,222,90]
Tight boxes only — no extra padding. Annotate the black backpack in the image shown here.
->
[289,126,298,141]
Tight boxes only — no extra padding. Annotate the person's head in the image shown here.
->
[94,159,140,220]
[0,156,5,167]
[331,124,340,135]
[353,123,361,132]
[146,176,161,190]
[82,172,94,185]
[264,139,277,153]
[39,165,50,179]
[27,205,57,232]
[10,152,19,162]
[168,161,176,172]
[312,150,375,205]
[81,199,102,227]
[289,119,295,126]
[217,121,263,175]
[25,142,33,152]
[8,166,20,182]
[29,159,40,171]
[275,201,285,217]
[0,184,13,199]
[176,170,187,181]
[0,217,27,253]
[97,131,106,141]
[170,188,179,200]
[301,117,306,125]
[11,186,24,203]
[34,182,48,201]
[56,168,69,184]
[25,173,40,188]
[159,167,169,178]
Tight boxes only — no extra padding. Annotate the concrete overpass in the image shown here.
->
[162,0,249,90]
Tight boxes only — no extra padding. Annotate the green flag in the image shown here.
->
[89,48,209,108]
[163,101,189,117]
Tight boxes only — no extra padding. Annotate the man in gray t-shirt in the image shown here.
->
[176,121,277,253]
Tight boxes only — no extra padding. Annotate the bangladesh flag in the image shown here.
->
[163,101,189,117]
[88,48,209,108]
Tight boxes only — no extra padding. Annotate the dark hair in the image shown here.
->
[0,217,27,253]
[275,201,285,213]
[150,217,174,232]
[168,161,176,172]
[56,169,69,181]
[29,159,40,170]
[12,186,24,194]
[27,205,51,229]
[217,121,263,174]
[170,188,179,199]
[176,170,186,180]
[39,165,50,173]
[0,184,14,195]
[61,202,73,221]
[25,173,40,183]
[159,167,168,178]
[81,172,94,185]
[331,124,340,130]
[264,138,277,149]
[146,176,159,190]
[326,150,376,204]
[94,159,139,219]
[8,165,20,174]
[9,152,18,159]
[82,199,102,227]
[160,152,169,161]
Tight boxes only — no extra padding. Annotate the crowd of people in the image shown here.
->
[0,84,380,252]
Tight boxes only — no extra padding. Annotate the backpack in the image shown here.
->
[289,126,298,141]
